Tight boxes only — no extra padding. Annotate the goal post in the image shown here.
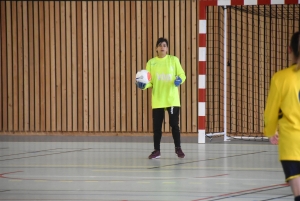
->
[198,0,300,143]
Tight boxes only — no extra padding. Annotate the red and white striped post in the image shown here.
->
[198,0,299,143]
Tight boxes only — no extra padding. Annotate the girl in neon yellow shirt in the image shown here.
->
[264,31,300,201]
[136,38,186,159]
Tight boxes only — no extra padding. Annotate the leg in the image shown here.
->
[152,108,164,151]
[167,107,185,158]
[167,107,181,147]
[289,176,300,197]
[281,161,300,199]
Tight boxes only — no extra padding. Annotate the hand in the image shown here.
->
[136,82,146,89]
[269,133,279,145]
[174,76,182,87]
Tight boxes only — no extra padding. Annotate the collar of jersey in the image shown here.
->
[156,55,168,60]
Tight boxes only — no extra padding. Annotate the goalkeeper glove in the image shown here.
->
[136,82,146,89]
[174,76,182,87]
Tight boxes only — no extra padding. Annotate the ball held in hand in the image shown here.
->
[136,70,151,84]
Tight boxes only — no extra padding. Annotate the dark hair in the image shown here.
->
[156,37,169,47]
[290,31,300,71]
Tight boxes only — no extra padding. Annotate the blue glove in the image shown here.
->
[174,76,182,87]
[136,82,146,89]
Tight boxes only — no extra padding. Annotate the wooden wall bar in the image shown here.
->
[0,1,199,134]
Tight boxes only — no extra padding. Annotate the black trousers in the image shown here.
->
[152,107,181,151]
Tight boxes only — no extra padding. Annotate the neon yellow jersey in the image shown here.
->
[264,64,300,161]
[144,55,186,109]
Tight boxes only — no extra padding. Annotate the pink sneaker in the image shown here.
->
[175,147,185,158]
[148,150,161,159]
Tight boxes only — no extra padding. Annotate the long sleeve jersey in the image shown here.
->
[144,55,186,109]
[264,64,300,161]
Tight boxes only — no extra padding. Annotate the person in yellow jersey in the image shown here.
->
[264,31,300,201]
[136,37,186,159]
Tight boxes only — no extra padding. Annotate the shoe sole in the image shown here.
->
[149,155,161,159]
[177,154,185,158]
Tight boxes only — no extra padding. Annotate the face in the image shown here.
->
[156,42,168,58]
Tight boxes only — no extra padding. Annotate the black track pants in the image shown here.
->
[152,107,181,150]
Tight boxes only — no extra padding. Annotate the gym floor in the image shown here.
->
[0,135,292,201]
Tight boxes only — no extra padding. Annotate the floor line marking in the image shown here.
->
[0,148,63,158]
[260,194,293,201]
[148,151,267,169]
[0,148,93,162]
[192,183,288,201]
[0,171,228,182]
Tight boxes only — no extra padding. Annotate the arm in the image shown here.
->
[144,61,153,90]
[264,76,281,138]
[174,57,186,85]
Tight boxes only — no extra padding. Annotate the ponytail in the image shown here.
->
[292,32,300,71]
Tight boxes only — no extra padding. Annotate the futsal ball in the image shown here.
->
[136,70,151,84]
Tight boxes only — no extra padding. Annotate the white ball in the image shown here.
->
[136,70,151,84]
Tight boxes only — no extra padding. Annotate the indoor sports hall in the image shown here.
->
[0,1,299,201]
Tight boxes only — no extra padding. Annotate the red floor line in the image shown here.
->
[0,171,23,178]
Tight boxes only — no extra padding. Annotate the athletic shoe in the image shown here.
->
[148,150,161,159]
[175,147,185,158]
